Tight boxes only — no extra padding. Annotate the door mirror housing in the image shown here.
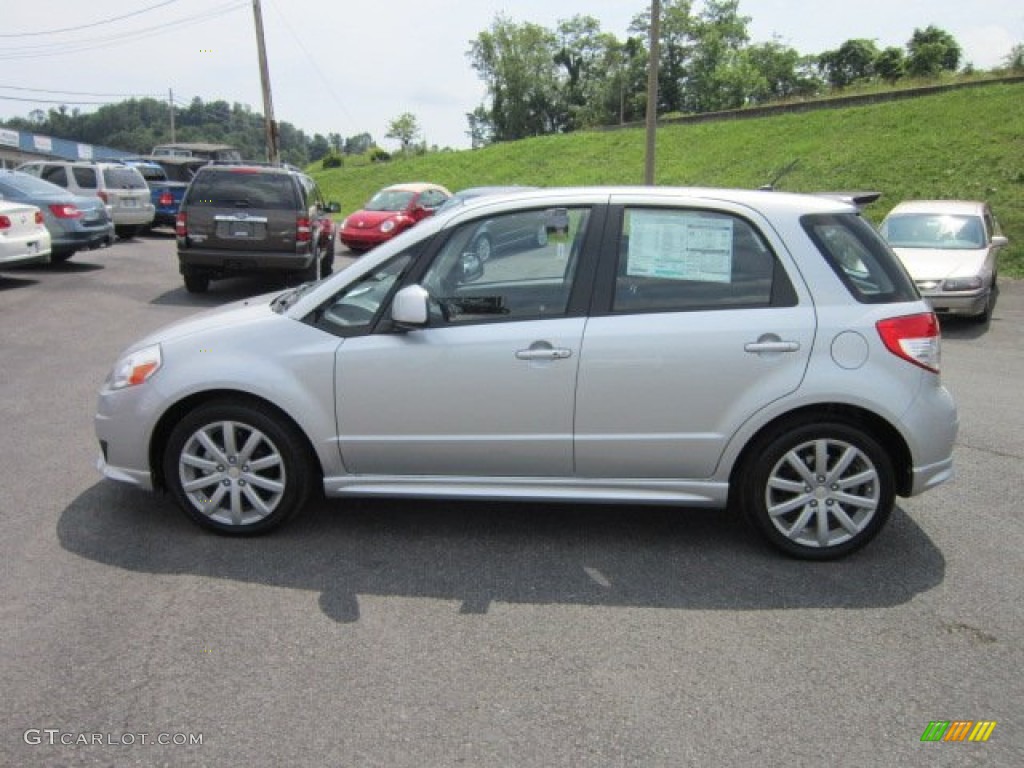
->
[392,285,430,327]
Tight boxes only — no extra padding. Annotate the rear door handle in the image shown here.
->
[516,341,573,361]
[744,334,801,354]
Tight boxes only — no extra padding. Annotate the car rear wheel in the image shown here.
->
[183,272,210,293]
[115,225,139,239]
[49,250,75,264]
[164,401,313,535]
[742,421,894,560]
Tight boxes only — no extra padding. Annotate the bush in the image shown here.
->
[321,153,343,169]
[369,147,391,163]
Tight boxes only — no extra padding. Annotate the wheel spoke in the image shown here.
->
[768,494,813,518]
[248,454,282,472]
[783,450,817,486]
[784,505,815,539]
[221,421,239,458]
[814,440,830,476]
[196,430,228,464]
[244,474,284,494]
[826,446,858,484]
[229,485,243,526]
[242,485,271,516]
[181,454,218,473]
[201,485,227,516]
[816,506,830,547]
[839,469,877,490]
[832,506,861,535]
[183,474,222,493]
[835,490,878,510]
[768,476,806,494]
[238,431,263,463]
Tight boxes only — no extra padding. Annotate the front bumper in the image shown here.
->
[921,289,990,317]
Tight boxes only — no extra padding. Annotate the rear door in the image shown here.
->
[574,198,816,479]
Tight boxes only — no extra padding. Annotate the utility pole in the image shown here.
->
[252,0,279,164]
[168,88,176,142]
[644,0,661,185]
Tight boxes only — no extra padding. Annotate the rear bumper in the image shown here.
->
[111,206,156,227]
[178,246,314,274]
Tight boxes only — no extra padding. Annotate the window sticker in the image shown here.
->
[627,210,734,282]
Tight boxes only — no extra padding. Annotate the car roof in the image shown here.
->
[886,200,987,216]
[383,182,450,193]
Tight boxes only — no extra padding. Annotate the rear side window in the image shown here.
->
[71,166,98,189]
[42,166,69,187]
[802,213,918,303]
[102,168,147,189]
[612,208,796,313]
[186,171,298,210]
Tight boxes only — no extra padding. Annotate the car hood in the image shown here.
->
[124,291,284,352]
[343,210,402,229]
[891,247,989,281]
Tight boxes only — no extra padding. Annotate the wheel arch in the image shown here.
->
[149,389,324,492]
[727,403,914,505]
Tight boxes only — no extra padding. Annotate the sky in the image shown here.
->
[1,0,1020,152]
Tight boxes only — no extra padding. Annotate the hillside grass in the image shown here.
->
[309,81,1024,276]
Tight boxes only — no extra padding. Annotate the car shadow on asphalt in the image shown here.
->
[58,483,946,623]
[0,273,40,290]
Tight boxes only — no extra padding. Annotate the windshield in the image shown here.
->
[880,213,985,250]
[365,190,415,212]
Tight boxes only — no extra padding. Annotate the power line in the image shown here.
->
[0,85,162,98]
[0,0,182,38]
[0,95,114,105]
[0,1,249,60]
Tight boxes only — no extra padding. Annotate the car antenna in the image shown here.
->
[758,159,799,191]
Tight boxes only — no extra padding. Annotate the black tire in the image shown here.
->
[321,235,335,276]
[741,420,895,560]
[115,225,139,239]
[50,250,75,264]
[163,400,314,535]
[183,272,210,293]
[972,281,996,324]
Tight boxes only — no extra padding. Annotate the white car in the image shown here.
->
[0,199,51,268]
[879,200,1007,322]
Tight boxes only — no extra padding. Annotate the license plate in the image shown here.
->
[122,199,137,208]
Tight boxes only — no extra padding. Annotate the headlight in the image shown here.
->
[109,344,162,390]
[941,276,983,292]
[380,219,396,233]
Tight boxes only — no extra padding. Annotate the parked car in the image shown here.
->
[435,186,545,261]
[96,186,958,560]
[879,200,1007,322]
[16,160,155,239]
[121,158,191,230]
[174,162,339,293]
[339,182,450,253]
[0,170,113,262]
[151,142,241,162]
[0,199,51,268]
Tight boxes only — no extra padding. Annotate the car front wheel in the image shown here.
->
[163,401,313,535]
[742,421,894,560]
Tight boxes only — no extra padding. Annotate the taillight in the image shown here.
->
[175,212,187,237]
[0,215,10,230]
[296,216,311,243]
[97,190,109,204]
[158,192,174,207]
[48,203,83,219]
[876,312,941,373]
[35,210,45,225]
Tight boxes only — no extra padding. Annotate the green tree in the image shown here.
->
[818,39,879,88]
[685,0,752,112]
[385,113,421,153]
[630,0,695,114]
[875,46,906,83]
[468,15,561,140]
[907,25,961,76]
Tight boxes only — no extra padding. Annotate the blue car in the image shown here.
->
[0,170,113,263]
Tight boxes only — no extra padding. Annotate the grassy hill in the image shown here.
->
[309,81,1024,276]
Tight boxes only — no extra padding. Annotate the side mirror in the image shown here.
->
[992,235,1009,248]
[326,201,341,214]
[392,285,430,327]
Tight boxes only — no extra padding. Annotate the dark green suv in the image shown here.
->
[175,163,339,293]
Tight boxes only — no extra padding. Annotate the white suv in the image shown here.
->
[17,160,154,239]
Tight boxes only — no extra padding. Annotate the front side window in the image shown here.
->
[419,207,590,324]
[613,208,792,313]
[315,250,417,335]
[42,166,69,187]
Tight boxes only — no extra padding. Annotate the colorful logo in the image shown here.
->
[921,721,997,742]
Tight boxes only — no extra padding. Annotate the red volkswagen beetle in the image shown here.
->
[339,182,450,253]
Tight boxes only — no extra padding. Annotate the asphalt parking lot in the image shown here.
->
[2,233,1021,767]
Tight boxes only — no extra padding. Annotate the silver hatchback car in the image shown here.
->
[95,187,958,559]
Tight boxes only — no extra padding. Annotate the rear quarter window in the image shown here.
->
[70,166,97,189]
[801,213,918,304]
